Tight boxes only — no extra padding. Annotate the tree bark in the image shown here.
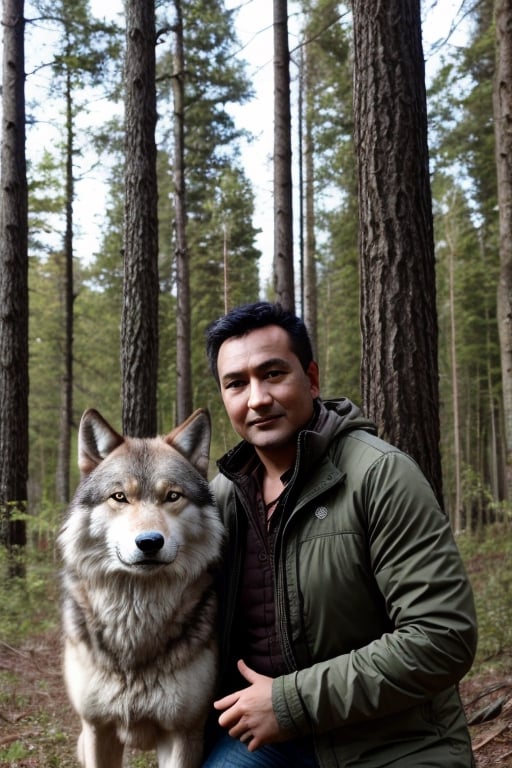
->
[55,65,74,505]
[172,0,192,424]
[493,0,512,499]
[122,0,159,436]
[273,0,295,310]
[446,215,462,531]
[0,0,28,573]
[302,39,318,354]
[352,0,443,503]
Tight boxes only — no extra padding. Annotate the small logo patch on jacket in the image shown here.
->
[315,506,328,520]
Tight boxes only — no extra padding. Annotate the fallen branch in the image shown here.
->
[0,640,29,659]
[468,695,508,725]
[473,723,510,751]
[0,639,44,674]
[0,709,30,723]
[0,730,39,747]
[464,680,512,707]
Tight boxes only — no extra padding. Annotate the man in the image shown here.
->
[203,301,477,768]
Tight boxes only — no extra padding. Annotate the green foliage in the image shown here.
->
[434,178,502,520]
[158,0,252,162]
[0,547,60,644]
[428,0,502,519]
[154,0,261,426]
[317,204,361,402]
[31,0,122,97]
[28,252,66,503]
[457,525,512,668]
[427,0,496,221]
[0,741,31,762]
[129,756,158,768]
[28,150,67,251]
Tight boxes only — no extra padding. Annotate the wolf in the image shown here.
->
[58,408,224,768]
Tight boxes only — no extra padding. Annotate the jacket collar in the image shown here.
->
[216,398,375,483]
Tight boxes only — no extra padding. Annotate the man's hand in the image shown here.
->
[213,659,291,751]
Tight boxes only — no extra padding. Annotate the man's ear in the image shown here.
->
[307,361,320,399]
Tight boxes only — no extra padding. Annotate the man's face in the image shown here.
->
[216,324,320,461]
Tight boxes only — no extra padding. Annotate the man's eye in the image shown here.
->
[166,490,182,503]
[265,370,285,379]
[110,491,127,503]
[225,380,245,390]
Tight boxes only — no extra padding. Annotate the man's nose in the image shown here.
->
[247,378,272,409]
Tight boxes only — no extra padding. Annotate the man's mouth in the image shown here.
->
[249,414,282,428]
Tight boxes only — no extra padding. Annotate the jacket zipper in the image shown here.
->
[273,439,343,673]
[273,466,302,672]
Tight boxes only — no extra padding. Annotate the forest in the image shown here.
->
[1,1,512,766]
[0,0,510,556]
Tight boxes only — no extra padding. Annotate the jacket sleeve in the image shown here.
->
[272,449,478,735]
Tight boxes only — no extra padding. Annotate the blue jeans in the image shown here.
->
[202,733,318,767]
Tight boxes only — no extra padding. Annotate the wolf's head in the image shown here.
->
[59,409,223,581]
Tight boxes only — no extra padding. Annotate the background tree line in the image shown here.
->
[0,0,510,575]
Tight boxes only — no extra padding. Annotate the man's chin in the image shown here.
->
[249,429,296,454]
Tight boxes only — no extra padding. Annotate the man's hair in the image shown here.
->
[205,302,314,385]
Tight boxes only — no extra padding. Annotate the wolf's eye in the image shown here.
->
[165,490,182,503]
[110,491,128,503]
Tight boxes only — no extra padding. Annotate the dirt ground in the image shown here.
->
[461,663,512,767]
[0,630,511,767]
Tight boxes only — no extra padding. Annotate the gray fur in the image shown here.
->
[58,408,224,768]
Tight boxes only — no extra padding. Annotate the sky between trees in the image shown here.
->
[25,0,468,290]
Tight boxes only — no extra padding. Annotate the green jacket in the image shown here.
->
[212,399,477,767]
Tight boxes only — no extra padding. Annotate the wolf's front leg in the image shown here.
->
[157,730,204,768]
[77,719,124,768]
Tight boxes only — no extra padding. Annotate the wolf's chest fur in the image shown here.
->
[64,568,217,669]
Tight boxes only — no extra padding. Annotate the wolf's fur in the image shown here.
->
[58,408,224,768]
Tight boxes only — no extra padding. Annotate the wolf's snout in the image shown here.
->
[135,531,165,553]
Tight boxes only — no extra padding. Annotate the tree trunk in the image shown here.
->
[0,0,28,574]
[352,0,443,504]
[273,0,295,311]
[303,38,318,354]
[172,0,192,424]
[493,0,512,499]
[446,216,462,531]
[122,0,159,436]
[55,66,74,505]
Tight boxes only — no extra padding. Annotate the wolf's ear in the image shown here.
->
[78,409,124,476]
[166,408,211,478]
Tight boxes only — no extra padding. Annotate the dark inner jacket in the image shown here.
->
[231,400,357,678]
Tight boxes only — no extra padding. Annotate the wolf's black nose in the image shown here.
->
[135,531,165,553]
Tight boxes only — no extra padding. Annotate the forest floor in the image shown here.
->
[1,630,512,767]
[462,663,512,767]
[0,529,511,767]
[0,626,158,768]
